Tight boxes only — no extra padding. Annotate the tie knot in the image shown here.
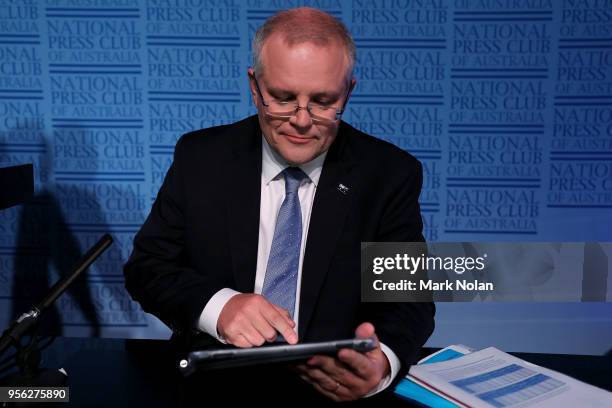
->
[283,167,307,194]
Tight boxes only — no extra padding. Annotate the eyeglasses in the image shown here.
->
[253,76,350,123]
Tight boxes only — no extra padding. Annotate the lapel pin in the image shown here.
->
[337,183,349,195]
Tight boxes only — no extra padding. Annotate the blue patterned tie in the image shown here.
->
[262,167,307,320]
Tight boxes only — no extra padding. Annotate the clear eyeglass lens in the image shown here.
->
[265,101,337,121]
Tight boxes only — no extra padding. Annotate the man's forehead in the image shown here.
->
[257,35,350,92]
[258,73,347,97]
[260,33,349,67]
[265,31,344,51]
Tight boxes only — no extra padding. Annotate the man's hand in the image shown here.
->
[295,322,390,401]
[217,293,298,347]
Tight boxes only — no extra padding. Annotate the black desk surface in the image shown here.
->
[1,337,611,407]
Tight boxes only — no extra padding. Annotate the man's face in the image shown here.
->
[249,34,355,165]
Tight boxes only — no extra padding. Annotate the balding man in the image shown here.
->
[125,7,434,403]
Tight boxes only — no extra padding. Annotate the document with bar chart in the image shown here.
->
[408,347,612,407]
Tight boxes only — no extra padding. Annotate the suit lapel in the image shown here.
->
[298,125,357,338]
[227,118,262,293]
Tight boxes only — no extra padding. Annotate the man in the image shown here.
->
[124,7,434,402]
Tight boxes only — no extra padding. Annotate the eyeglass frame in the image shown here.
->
[252,73,352,123]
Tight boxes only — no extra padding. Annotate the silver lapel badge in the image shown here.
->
[337,183,349,195]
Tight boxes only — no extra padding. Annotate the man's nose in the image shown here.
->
[290,106,313,129]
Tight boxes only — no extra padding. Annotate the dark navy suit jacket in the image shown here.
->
[124,115,435,379]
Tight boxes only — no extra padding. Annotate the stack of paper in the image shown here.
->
[395,346,612,407]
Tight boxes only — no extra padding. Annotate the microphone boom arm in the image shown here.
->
[0,233,113,356]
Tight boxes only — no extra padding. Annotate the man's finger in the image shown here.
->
[298,374,313,386]
[310,380,354,402]
[307,355,362,391]
[307,355,346,376]
[310,382,341,402]
[249,313,278,342]
[231,333,253,348]
[306,368,348,395]
[271,304,296,327]
[302,366,337,390]
[239,323,266,347]
[337,348,373,380]
[308,354,350,372]
[355,322,376,339]
[299,362,360,401]
[261,305,298,344]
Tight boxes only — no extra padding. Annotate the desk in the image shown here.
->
[1,338,610,407]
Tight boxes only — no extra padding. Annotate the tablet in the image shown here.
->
[178,337,376,376]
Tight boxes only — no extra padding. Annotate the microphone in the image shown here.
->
[0,234,113,356]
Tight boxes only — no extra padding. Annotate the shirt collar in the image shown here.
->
[261,135,327,187]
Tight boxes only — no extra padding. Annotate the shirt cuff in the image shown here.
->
[364,342,401,398]
[198,288,241,342]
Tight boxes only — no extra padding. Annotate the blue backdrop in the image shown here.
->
[0,0,611,354]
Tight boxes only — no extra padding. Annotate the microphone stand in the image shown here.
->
[0,234,113,386]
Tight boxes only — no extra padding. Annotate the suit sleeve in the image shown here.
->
[123,135,225,335]
[359,159,435,382]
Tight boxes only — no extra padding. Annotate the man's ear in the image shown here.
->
[247,68,258,105]
[341,77,357,110]
[348,77,357,98]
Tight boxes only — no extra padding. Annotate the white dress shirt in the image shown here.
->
[198,136,400,396]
